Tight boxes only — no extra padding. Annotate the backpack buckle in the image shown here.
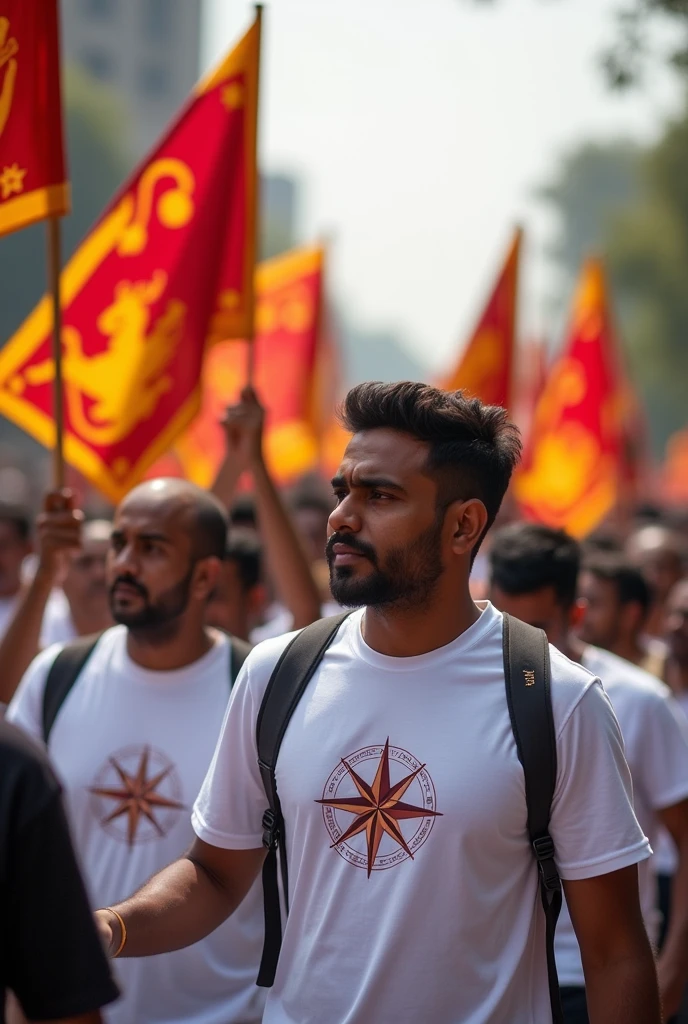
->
[262,809,280,850]
[532,833,560,893]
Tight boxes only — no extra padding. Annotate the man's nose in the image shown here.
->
[328,495,361,535]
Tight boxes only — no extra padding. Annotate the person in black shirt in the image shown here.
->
[0,719,119,1024]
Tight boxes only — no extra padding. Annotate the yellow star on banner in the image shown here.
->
[0,162,26,200]
[221,82,244,110]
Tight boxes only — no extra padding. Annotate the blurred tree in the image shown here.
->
[0,64,133,451]
[538,99,688,455]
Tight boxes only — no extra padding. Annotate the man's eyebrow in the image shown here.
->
[330,474,406,493]
[112,529,172,544]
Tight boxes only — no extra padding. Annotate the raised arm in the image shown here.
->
[565,866,661,1024]
[214,387,321,630]
[0,492,82,705]
[96,837,265,958]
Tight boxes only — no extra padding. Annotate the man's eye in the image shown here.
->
[333,489,347,503]
[370,490,389,501]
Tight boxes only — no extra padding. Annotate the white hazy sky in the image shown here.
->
[202,0,680,374]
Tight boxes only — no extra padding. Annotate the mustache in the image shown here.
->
[325,533,378,565]
[109,574,149,600]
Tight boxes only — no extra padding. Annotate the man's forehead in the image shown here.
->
[340,429,429,477]
[114,496,186,533]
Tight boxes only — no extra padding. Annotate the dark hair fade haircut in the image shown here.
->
[584,554,652,618]
[489,522,581,609]
[339,381,522,533]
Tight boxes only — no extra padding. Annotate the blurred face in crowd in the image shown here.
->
[206,558,267,642]
[293,505,331,566]
[0,518,30,598]
[576,570,642,650]
[326,430,448,609]
[489,583,571,650]
[627,526,685,604]
[62,521,111,617]
[107,484,219,636]
[666,581,688,667]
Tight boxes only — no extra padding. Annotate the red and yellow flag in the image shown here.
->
[660,429,688,506]
[441,227,521,408]
[0,13,260,501]
[0,1,69,236]
[170,244,325,489]
[514,258,627,537]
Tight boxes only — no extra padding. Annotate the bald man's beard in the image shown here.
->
[109,567,194,639]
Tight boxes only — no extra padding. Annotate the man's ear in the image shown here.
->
[570,598,586,630]
[448,499,489,559]
[193,557,222,601]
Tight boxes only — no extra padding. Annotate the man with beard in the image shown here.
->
[95,383,658,1024]
[7,479,265,1024]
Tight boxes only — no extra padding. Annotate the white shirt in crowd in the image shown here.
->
[554,645,688,988]
[193,603,650,1024]
[39,587,77,647]
[7,627,265,1024]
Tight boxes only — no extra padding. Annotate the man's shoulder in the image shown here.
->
[584,645,671,705]
[242,612,355,695]
[0,719,60,823]
[548,645,602,737]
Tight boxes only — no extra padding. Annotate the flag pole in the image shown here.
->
[246,3,263,387]
[46,215,65,489]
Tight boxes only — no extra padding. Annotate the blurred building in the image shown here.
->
[261,174,299,260]
[60,0,202,159]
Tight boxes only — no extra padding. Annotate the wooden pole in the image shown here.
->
[246,3,263,388]
[46,215,65,489]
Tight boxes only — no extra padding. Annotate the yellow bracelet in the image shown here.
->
[106,907,127,958]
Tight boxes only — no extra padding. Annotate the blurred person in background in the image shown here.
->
[0,501,113,706]
[7,479,266,1024]
[490,522,688,1024]
[665,580,688,710]
[212,387,321,640]
[627,524,687,641]
[206,528,269,643]
[0,503,32,640]
[0,717,119,1024]
[577,554,665,676]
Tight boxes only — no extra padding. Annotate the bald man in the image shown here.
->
[7,480,265,1024]
[627,525,687,641]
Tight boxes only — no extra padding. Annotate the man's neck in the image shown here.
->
[361,582,480,658]
[70,602,112,638]
[125,621,214,672]
[610,635,645,668]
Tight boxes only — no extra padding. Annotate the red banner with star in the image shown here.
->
[0,1,70,236]
[167,244,324,489]
[514,258,627,537]
[0,13,260,502]
[440,227,521,409]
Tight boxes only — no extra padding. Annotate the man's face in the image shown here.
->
[666,582,688,666]
[490,583,571,649]
[577,570,622,649]
[0,520,29,597]
[63,536,110,612]
[326,430,446,609]
[628,529,684,603]
[206,559,265,641]
[107,499,198,633]
[293,506,330,565]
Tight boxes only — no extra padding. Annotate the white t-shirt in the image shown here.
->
[554,645,688,987]
[7,627,266,1024]
[647,691,688,878]
[39,587,77,648]
[192,603,650,1024]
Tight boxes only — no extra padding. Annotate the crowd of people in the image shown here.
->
[1,381,688,1024]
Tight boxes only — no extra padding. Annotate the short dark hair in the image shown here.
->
[339,381,521,533]
[584,555,652,617]
[489,523,580,608]
[229,495,257,530]
[189,493,229,561]
[224,529,262,592]
[0,502,31,542]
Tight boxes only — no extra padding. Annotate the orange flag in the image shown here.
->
[170,244,324,489]
[0,13,260,501]
[0,1,70,237]
[441,227,521,408]
[660,429,688,506]
[514,258,627,537]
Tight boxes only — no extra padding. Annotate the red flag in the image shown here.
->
[441,228,521,409]
[0,1,69,236]
[0,13,260,501]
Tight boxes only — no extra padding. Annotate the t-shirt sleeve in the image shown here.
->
[5,644,61,743]
[635,688,688,812]
[192,652,269,850]
[7,768,120,1017]
[550,679,652,881]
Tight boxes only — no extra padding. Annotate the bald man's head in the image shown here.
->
[119,479,228,561]
[627,524,686,603]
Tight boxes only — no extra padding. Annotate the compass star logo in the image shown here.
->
[317,739,442,875]
[89,745,185,846]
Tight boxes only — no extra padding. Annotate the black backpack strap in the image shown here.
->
[502,612,563,1024]
[228,635,252,687]
[255,611,351,987]
[42,634,102,744]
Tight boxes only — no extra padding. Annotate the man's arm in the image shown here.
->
[656,799,688,1018]
[0,491,82,705]
[565,865,661,1024]
[96,837,266,958]
[214,388,321,630]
